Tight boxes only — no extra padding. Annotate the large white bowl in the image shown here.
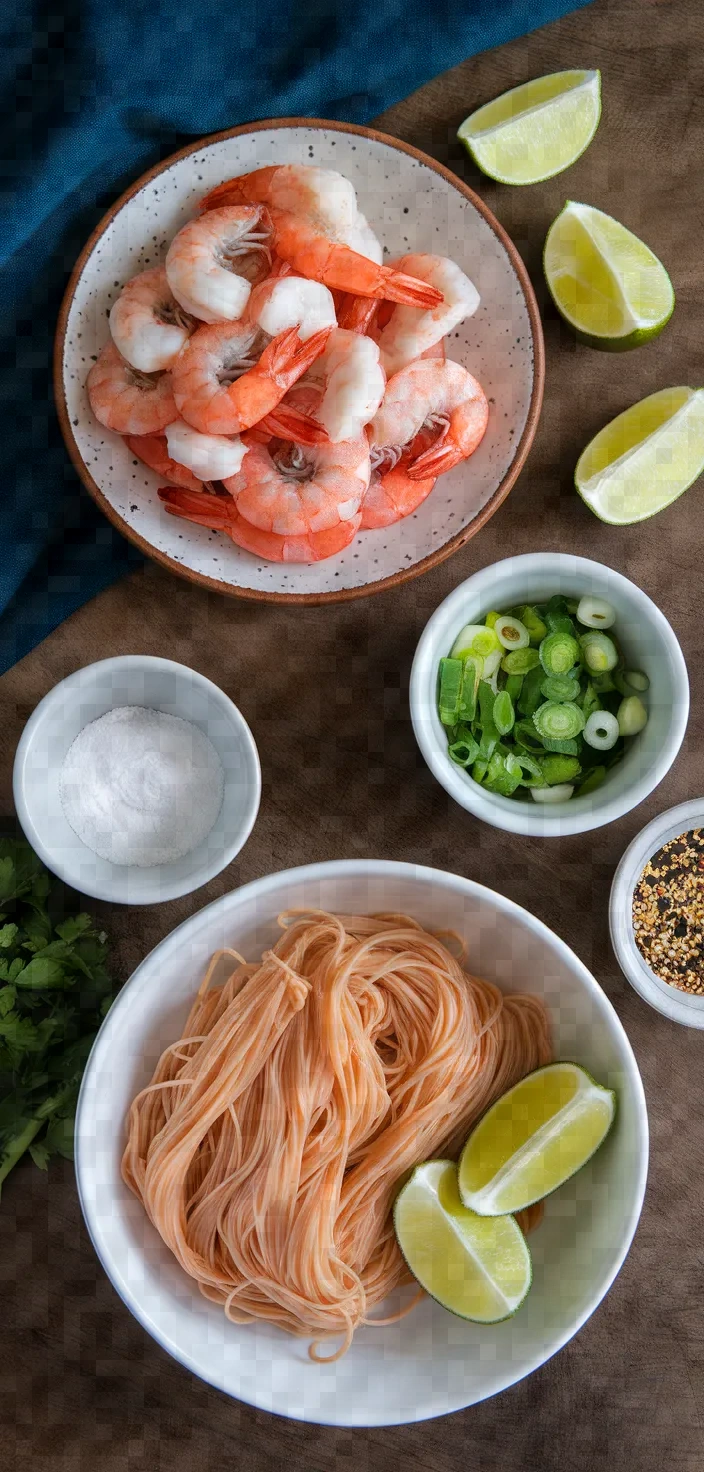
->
[75,859,648,1426]
[13,656,261,904]
[55,119,542,604]
[410,553,689,838]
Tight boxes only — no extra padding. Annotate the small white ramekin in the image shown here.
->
[13,656,261,904]
[610,799,704,1027]
[410,553,689,837]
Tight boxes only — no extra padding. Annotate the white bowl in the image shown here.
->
[75,859,648,1427]
[13,656,261,904]
[410,553,689,838]
[610,799,704,1028]
[55,119,542,604]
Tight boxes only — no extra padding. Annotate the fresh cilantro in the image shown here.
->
[0,838,116,1194]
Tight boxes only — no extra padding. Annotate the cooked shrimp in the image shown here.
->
[164,420,246,480]
[87,343,177,435]
[222,431,370,536]
[336,294,379,334]
[170,320,331,435]
[369,359,489,481]
[126,433,204,492]
[304,328,385,443]
[375,254,480,376]
[159,485,361,563]
[245,273,337,341]
[200,167,442,307]
[109,267,193,372]
[165,206,273,324]
[360,465,437,529]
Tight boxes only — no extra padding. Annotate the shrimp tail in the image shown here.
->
[199,172,275,213]
[158,486,234,529]
[336,295,380,335]
[260,325,332,390]
[257,405,329,445]
[407,443,463,480]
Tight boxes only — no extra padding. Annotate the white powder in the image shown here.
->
[59,706,224,867]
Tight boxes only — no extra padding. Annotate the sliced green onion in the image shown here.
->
[493,690,515,736]
[517,665,546,717]
[540,673,581,703]
[541,736,580,755]
[458,655,482,722]
[580,631,618,674]
[590,671,616,694]
[617,695,648,737]
[438,658,463,725]
[518,605,547,645]
[471,758,488,784]
[477,681,499,758]
[531,784,574,803]
[584,709,619,750]
[539,631,580,676]
[566,598,580,616]
[484,610,501,629]
[482,648,504,678]
[579,682,601,719]
[514,719,545,753]
[576,596,616,629]
[450,623,501,660]
[533,701,585,742]
[539,754,581,785]
[449,731,480,767]
[504,673,524,703]
[514,752,543,784]
[484,751,522,796]
[501,647,540,675]
[577,765,606,796]
[614,669,650,697]
[494,615,530,650]
[545,610,575,636]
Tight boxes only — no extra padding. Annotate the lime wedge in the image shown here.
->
[576,386,704,524]
[394,1160,531,1322]
[458,70,601,185]
[458,1063,615,1216]
[544,201,674,349]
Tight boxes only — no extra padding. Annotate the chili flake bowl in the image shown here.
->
[54,118,543,605]
[610,800,704,1028]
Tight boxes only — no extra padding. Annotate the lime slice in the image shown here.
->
[458,70,601,185]
[458,1063,615,1216]
[576,386,704,524]
[393,1160,531,1322]
[544,201,674,349]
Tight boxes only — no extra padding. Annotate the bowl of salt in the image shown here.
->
[12,656,261,904]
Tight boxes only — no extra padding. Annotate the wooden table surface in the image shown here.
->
[2,0,704,1466]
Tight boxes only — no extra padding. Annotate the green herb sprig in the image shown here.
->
[0,839,115,1194]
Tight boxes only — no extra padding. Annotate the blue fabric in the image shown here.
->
[1,0,590,673]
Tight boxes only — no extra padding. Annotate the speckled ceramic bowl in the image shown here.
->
[55,119,543,605]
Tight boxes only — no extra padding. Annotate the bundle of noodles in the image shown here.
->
[122,912,551,1360]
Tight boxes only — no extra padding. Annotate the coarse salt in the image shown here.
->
[59,706,224,867]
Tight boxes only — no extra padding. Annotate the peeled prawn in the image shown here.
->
[164,420,246,480]
[303,328,385,443]
[245,273,337,342]
[222,431,370,537]
[369,359,489,481]
[165,205,273,324]
[375,254,479,376]
[159,485,361,563]
[108,267,193,372]
[170,320,331,436]
[200,167,442,308]
[127,433,204,492]
[87,342,177,435]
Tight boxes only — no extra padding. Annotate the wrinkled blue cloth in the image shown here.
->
[1,0,589,672]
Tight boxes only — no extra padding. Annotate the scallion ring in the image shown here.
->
[580,631,618,674]
[584,710,619,750]
[576,596,616,629]
[531,784,575,803]
[494,615,530,650]
[533,701,585,742]
[617,695,648,737]
[539,631,581,676]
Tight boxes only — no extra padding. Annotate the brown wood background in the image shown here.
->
[1,0,703,1465]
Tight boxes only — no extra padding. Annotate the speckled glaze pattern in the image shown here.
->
[60,125,536,597]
